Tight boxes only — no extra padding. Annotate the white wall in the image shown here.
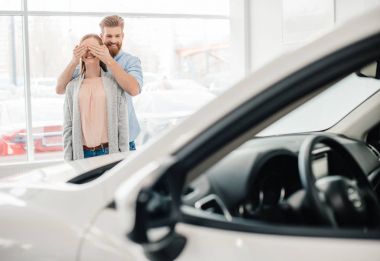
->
[335,0,380,23]
[250,0,283,70]
[229,0,248,82]
[241,0,380,72]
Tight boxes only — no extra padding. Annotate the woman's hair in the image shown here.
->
[80,34,107,76]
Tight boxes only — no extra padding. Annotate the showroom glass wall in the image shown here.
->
[0,0,230,164]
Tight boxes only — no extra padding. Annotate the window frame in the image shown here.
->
[0,0,240,165]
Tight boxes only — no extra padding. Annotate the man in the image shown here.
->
[56,15,143,151]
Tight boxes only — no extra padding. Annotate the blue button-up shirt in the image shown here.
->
[73,51,143,141]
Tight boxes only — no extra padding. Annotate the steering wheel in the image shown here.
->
[298,135,380,228]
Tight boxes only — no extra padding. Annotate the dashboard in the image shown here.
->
[182,134,380,224]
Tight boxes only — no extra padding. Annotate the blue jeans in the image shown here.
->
[83,147,109,158]
[84,142,135,158]
[129,141,136,151]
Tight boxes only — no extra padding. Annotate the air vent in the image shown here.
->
[367,144,380,159]
[194,194,232,221]
[183,186,195,196]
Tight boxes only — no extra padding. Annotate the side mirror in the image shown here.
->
[129,188,186,261]
[115,159,187,261]
[356,60,380,79]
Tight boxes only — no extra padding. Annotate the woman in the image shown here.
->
[63,34,128,160]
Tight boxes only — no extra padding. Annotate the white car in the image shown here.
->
[2,7,380,261]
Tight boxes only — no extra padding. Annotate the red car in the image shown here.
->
[0,97,64,156]
[0,125,63,156]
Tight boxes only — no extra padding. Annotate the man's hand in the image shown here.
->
[71,45,87,65]
[88,43,113,65]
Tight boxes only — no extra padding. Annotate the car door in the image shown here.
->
[115,8,380,261]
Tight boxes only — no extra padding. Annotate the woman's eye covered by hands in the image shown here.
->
[88,42,102,48]
[87,43,104,54]
[79,43,101,57]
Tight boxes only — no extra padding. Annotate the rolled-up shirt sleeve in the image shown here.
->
[126,56,143,93]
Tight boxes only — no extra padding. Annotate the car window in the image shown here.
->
[258,73,380,136]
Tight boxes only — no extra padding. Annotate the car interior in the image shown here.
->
[177,60,380,232]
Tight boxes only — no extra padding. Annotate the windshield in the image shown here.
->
[258,73,380,136]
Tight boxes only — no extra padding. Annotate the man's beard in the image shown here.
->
[106,42,122,57]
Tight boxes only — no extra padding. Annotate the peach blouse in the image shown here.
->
[78,77,108,147]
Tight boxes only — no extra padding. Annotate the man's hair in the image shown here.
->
[99,15,124,32]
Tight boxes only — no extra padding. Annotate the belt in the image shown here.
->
[83,142,109,151]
